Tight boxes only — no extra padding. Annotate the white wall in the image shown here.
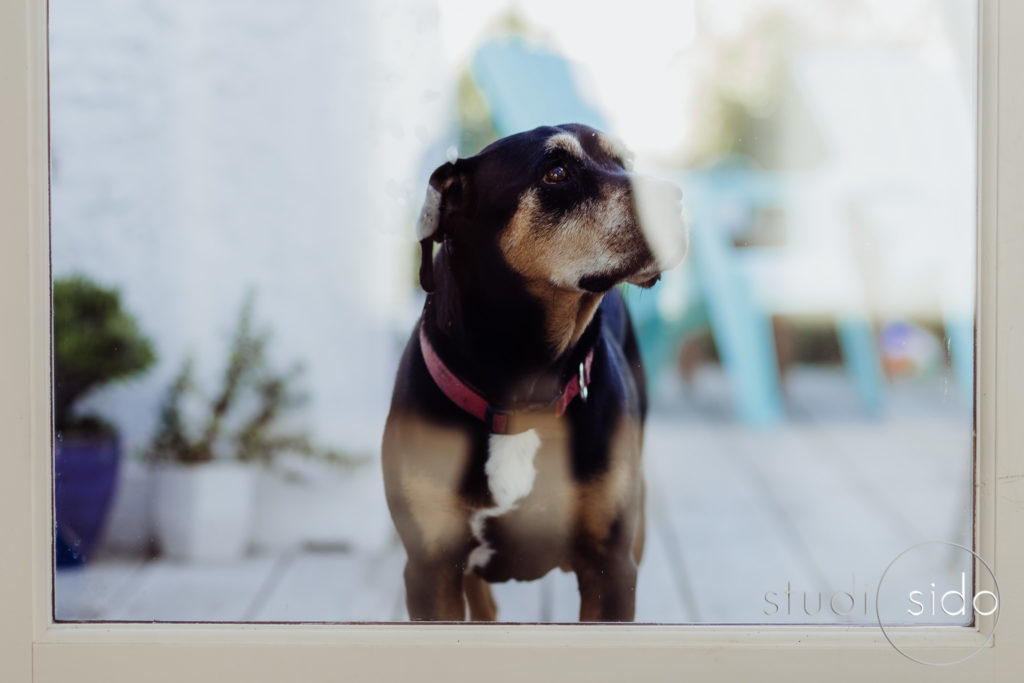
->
[50,0,454,456]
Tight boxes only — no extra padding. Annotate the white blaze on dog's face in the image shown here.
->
[496,125,688,294]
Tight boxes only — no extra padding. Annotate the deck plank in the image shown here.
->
[54,556,145,621]
[643,420,824,622]
[103,555,278,622]
[637,466,700,622]
[54,368,976,625]
[250,539,407,622]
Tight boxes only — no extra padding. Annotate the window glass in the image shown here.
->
[51,0,976,625]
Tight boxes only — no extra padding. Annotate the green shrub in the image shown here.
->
[53,276,156,435]
[147,293,357,467]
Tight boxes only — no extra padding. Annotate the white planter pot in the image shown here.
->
[250,459,355,554]
[153,461,257,563]
[250,457,389,555]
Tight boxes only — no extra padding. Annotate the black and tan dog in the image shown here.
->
[382,124,686,621]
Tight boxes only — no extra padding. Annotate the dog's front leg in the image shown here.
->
[575,553,638,622]
[404,556,467,621]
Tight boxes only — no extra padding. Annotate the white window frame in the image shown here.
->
[1,1,1020,680]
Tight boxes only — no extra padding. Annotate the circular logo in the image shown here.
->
[876,541,1000,666]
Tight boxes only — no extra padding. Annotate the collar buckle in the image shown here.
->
[485,406,510,434]
[578,361,589,403]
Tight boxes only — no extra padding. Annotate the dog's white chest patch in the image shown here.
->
[467,429,541,571]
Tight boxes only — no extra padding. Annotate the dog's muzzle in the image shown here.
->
[628,175,689,282]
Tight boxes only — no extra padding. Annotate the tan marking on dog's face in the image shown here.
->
[501,188,642,290]
[596,134,634,170]
[494,128,686,353]
[501,184,648,353]
[544,132,586,159]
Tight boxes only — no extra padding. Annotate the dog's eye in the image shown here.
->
[543,166,569,184]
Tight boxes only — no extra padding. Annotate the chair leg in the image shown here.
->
[836,317,886,415]
[708,299,785,426]
[692,223,784,426]
[634,304,709,388]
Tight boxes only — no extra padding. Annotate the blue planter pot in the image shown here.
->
[54,434,121,567]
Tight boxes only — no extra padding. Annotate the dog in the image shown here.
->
[382,124,687,621]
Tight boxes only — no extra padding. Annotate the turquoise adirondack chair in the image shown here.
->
[470,36,887,424]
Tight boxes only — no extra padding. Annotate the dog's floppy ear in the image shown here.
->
[417,160,464,292]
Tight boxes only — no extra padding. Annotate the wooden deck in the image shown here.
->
[55,366,972,624]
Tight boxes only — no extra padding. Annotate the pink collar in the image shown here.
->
[418,323,594,434]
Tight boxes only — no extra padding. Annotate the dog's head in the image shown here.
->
[417,124,687,296]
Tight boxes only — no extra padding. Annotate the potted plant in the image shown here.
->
[147,294,355,562]
[248,426,368,555]
[53,276,156,566]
